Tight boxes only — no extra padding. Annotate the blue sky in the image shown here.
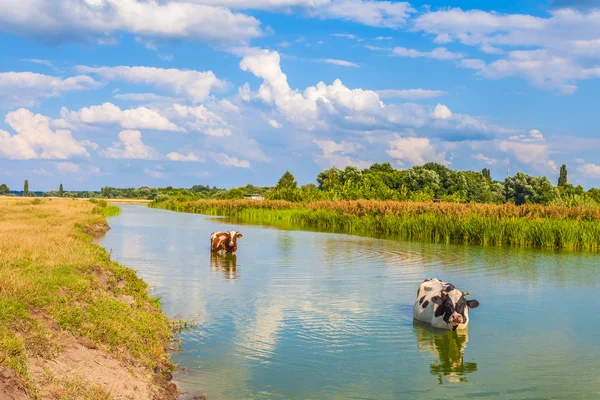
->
[1,0,600,191]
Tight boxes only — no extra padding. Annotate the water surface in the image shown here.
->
[100,205,600,399]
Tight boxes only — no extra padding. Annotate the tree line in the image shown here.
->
[2,162,599,206]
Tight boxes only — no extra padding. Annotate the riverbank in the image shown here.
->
[150,199,600,250]
[0,198,178,399]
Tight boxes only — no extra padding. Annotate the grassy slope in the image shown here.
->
[151,199,600,250]
[0,198,173,397]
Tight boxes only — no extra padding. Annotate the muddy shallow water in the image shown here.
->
[100,205,600,400]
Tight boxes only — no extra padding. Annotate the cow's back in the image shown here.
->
[413,278,446,323]
[211,232,228,252]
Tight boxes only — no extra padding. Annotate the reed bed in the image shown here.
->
[150,199,600,250]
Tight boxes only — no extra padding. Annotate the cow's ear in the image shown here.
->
[431,296,443,305]
[237,233,243,238]
[466,299,479,309]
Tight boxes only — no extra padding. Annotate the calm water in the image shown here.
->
[100,205,600,400]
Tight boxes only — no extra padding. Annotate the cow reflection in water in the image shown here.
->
[413,320,477,384]
[210,252,238,279]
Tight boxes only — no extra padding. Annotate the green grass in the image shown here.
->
[0,198,173,396]
[150,199,600,250]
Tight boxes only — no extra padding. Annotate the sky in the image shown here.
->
[1,0,600,191]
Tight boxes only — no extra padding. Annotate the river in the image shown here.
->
[99,205,600,399]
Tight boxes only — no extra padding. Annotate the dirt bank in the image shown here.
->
[0,198,179,399]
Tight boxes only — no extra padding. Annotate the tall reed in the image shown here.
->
[150,199,600,250]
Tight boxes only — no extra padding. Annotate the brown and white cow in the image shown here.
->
[210,231,243,255]
[413,278,479,331]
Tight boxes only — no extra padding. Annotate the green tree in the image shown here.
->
[341,166,363,185]
[24,179,29,195]
[558,164,568,187]
[316,167,342,191]
[276,171,298,190]
[505,172,558,205]
[59,183,64,197]
[224,188,245,199]
[481,168,491,181]
[0,183,9,195]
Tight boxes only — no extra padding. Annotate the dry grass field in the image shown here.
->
[0,198,177,399]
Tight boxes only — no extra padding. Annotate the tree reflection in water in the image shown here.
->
[210,252,238,280]
[413,320,477,384]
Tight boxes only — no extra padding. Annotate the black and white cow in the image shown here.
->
[413,278,479,331]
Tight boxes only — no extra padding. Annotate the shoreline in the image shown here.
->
[150,199,600,251]
[0,198,180,399]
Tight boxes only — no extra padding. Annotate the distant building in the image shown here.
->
[244,194,264,200]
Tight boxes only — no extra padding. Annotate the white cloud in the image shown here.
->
[312,138,370,169]
[211,152,251,168]
[413,7,600,93]
[509,129,545,142]
[497,140,557,174]
[169,104,231,136]
[392,47,463,60]
[0,72,100,107]
[474,153,497,165]
[101,130,159,159]
[61,102,180,131]
[77,65,226,103]
[312,139,361,154]
[314,0,414,28]
[0,108,89,160]
[386,136,449,166]
[577,160,600,178]
[268,119,282,128]
[331,33,357,39]
[144,167,167,179]
[114,93,182,103]
[0,0,262,44]
[430,104,453,119]
[56,162,80,174]
[321,59,360,68]
[375,89,447,100]
[21,59,55,68]
[167,152,201,162]
[239,49,506,138]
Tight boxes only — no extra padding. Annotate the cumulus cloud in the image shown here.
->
[61,102,180,131]
[497,140,558,174]
[413,7,600,93]
[0,0,262,44]
[239,49,505,138]
[77,66,226,103]
[168,104,231,136]
[0,108,89,160]
[167,152,201,162]
[0,72,100,107]
[577,159,600,177]
[430,104,452,119]
[386,136,449,166]
[211,152,251,168]
[375,89,447,100]
[101,130,159,159]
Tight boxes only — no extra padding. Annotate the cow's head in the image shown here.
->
[431,288,479,329]
[228,231,242,248]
